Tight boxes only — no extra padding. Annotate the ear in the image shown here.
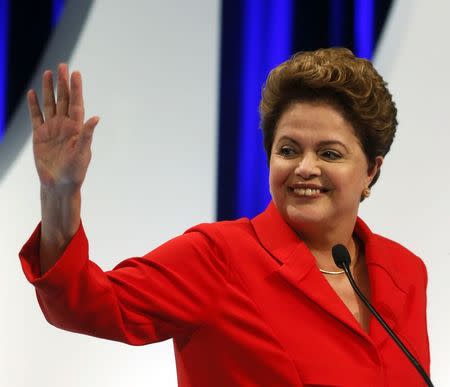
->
[366,156,383,186]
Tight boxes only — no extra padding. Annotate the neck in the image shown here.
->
[293,217,359,271]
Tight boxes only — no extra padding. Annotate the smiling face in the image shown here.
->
[269,102,382,233]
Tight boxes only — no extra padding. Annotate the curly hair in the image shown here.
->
[259,47,397,187]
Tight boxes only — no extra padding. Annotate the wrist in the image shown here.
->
[40,186,81,243]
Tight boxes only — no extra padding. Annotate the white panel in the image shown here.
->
[0,0,220,386]
[363,0,449,384]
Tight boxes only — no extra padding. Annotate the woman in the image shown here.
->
[20,48,430,386]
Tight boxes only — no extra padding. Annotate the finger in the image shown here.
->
[27,89,44,131]
[56,63,70,115]
[42,70,56,120]
[79,116,99,148]
[68,71,84,123]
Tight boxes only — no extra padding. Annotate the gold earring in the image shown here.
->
[362,187,371,199]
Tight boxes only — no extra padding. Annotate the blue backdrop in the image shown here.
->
[0,0,392,219]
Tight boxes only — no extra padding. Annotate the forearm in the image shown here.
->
[40,186,81,274]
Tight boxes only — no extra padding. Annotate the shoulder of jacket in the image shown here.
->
[184,217,254,240]
[371,233,427,280]
[373,233,420,258]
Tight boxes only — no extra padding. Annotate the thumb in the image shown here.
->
[79,116,100,148]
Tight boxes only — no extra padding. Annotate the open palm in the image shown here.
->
[28,64,99,190]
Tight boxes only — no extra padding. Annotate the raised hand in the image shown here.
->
[28,63,99,191]
[27,64,100,273]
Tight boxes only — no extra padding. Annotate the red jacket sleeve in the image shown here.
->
[19,222,227,345]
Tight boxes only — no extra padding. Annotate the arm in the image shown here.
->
[23,66,225,344]
[27,64,99,274]
[20,223,226,345]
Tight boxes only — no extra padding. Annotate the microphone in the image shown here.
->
[332,244,434,387]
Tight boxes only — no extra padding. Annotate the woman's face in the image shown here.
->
[269,102,382,232]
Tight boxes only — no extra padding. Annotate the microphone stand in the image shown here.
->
[338,255,434,387]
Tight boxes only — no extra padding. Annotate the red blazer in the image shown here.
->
[20,202,430,386]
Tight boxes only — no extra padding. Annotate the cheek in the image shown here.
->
[269,161,291,185]
[269,162,291,195]
[332,166,368,197]
[268,170,279,197]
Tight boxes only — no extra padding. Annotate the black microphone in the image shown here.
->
[332,244,434,387]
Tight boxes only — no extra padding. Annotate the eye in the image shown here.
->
[320,150,342,160]
[278,145,296,157]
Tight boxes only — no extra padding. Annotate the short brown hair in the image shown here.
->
[259,47,397,187]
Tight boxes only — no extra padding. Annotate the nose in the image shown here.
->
[294,153,321,179]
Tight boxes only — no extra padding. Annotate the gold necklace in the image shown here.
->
[319,268,345,275]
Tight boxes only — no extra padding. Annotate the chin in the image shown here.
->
[284,203,329,229]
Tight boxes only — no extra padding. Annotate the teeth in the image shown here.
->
[293,188,321,196]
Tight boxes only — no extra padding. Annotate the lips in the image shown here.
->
[293,187,321,196]
[289,184,329,197]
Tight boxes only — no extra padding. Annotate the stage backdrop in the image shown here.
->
[0,0,448,386]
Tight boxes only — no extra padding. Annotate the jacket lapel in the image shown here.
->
[276,244,365,335]
[251,202,409,348]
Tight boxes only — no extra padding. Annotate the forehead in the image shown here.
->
[274,102,359,144]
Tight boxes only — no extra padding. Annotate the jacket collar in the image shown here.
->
[251,201,408,290]
[251,201,307,265]
[250,201,409,347]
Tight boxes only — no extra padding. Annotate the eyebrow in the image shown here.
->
[317,140,349,151]
[275,136,350,152]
